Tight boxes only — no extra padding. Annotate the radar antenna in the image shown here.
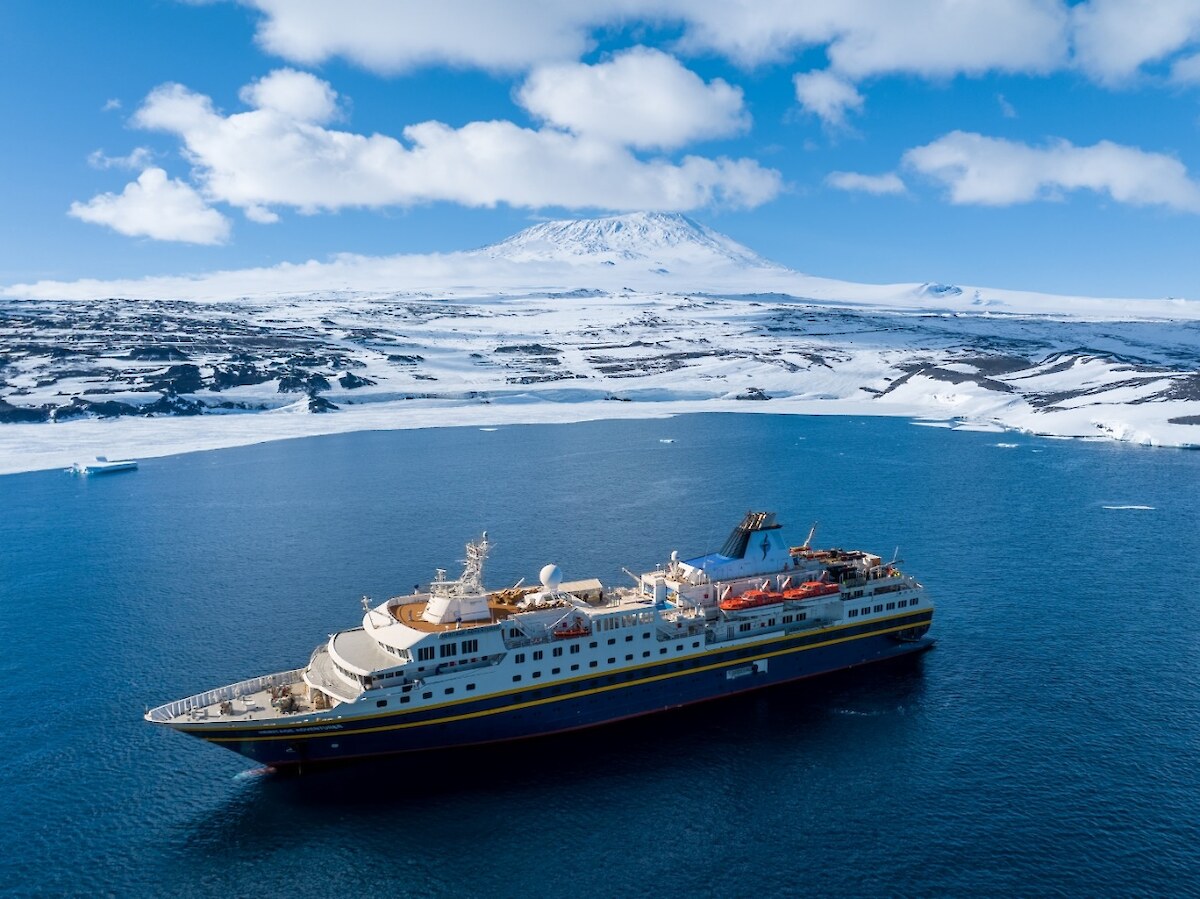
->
[802,522,819,550]
[459,531,490,595]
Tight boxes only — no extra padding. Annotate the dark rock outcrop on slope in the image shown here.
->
[278,372,331,394]
[338,372,376,389]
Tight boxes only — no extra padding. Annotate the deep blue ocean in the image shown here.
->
[2,414,1199,897]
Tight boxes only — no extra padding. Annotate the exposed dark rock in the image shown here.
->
[210,363,275,391]
[387,354,425,364]
[735,387,770,401]
[147,363,203,395]
[1168,415,1200,425]
[338,372,376,389]
[278,372,330,394]
[143,394,205,416]
[1154,374,1200,402]
[0,399,51,423]
[126,346,190,361]
[51,397,139,420]
[307,393,338,413]
[494,344,561,355]
[952,355,1032,376]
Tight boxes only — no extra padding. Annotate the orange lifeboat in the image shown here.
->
[553,618,591,638]
[719,589,785,612]
[782,580,840,600]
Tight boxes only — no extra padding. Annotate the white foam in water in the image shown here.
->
[659,438,675,444]
[995,442,1019,448]
[1102,504,1155,510]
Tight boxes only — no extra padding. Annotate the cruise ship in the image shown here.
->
[145,512,934,768]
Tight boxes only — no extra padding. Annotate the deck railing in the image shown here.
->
[145,668,306,723]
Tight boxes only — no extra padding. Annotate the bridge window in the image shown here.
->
[439,643,457,658]
[417,647,435,661]
[461,639,479,653]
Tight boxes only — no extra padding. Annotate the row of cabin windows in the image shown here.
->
[737,612,809,633]
[414,637,481,663]
[510,642,703,682]
[378,681,479,707]
[847,598,917,619]
[598,612,654,630]
[509,653,730,698]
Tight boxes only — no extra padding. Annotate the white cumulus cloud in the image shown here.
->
[68,167,232,244]
[903,131,1200,212]
[127,72,780,216]
[826,171,906,195]
[1072,0,1200,85]
[242,0,603,73]
[516,47,749,150]
[793,70,863,127]
[238,67,339,123]
[234,0,1071,77]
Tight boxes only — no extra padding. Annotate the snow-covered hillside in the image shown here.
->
[482,211,777,270]
[1,212,1198,473]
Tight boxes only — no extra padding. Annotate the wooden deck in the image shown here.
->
[390,597,516,632]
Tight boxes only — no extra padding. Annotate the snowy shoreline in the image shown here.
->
[3,393,1195,478]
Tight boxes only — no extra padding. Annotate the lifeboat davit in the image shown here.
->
[719,589,784,612]
[782,580,840,600]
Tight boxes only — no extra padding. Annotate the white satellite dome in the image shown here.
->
[539,563,562,592]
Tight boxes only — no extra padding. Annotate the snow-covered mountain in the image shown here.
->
[2,212,1199,473]
[480,211,778,271]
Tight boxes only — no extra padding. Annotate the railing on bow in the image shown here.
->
[144,668,305,722]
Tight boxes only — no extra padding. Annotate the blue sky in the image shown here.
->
[5,0,1200,298]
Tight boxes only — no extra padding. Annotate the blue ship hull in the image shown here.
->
[182,615,933,768]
